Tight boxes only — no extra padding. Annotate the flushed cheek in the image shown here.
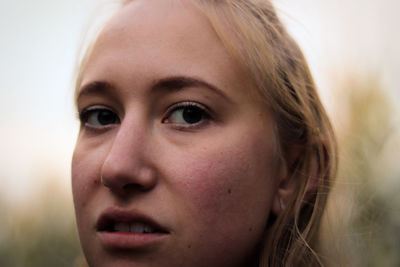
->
[71,146,108,259]
[71,144,106,228]
[166,141,276,242]
[72,154,97,206]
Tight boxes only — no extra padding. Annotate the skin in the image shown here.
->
[72,0,283,266]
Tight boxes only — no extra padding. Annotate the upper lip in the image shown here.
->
[96,207,169,233]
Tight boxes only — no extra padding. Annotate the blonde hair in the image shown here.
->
[77,0,338,266]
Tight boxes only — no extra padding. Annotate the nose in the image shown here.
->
[100,118,157,196]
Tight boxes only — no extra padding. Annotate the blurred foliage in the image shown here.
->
[0,177,85,267]
[343,78,400,267]
[0,74,399,266]
[320,74,400,266]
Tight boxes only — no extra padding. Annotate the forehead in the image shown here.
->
[98,0,210,49]
[87,0,230,72]
[79,0,261,107]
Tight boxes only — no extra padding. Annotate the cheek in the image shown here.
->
[71,144,103,214]
[71,144,107,263]
[165,132,278,241]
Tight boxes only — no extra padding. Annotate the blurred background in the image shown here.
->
[0,0,399,266]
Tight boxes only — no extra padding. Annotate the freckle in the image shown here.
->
[227,189,231,194]
[248,227,253,232]
[187,245,192,249]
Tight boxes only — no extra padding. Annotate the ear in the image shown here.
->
[271,145,321,216]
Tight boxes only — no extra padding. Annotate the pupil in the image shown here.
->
[182,107,203,124]
[98,110,116,125]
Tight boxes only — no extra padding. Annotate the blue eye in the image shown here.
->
[164,102,210,126]
[80,107,120,127]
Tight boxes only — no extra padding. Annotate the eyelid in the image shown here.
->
[79,105,112,120]
[162,101,213,129]
[79,105,120,129]
[164,101,211,117]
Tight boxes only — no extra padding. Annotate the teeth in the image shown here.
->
[130,222,146,233]
[130,222,156,233]
[143,224,155,233]
[113,222,156,233]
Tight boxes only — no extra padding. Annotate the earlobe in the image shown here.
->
[271,160,292,216]
[271,144,323,217]
[271,187,291,216]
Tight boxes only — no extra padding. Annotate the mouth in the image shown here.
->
[96,208,169,250]
[98,220,167,234]
[96,208,169,234]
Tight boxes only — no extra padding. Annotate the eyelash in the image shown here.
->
[78,101,212,130]
[163,101,212,129]
[79,106,120,130]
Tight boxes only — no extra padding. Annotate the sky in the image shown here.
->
[0,0,399,204]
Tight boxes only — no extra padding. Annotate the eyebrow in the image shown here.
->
[76,76,232,104]
[75,81,115,104]
[152,76,232,102]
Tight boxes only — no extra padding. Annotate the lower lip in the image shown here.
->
[98,231,168,250]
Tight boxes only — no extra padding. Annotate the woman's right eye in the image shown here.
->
[80,107,120,127]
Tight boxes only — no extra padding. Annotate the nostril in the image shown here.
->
[122,183,149,192]
[100,165,157,194]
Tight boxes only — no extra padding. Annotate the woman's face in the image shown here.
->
[72,0,281,266]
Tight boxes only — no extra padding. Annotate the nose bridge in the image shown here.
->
[110,114,146,164]
[101,113,157,193]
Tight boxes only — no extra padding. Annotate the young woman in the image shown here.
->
[71,0,337,266]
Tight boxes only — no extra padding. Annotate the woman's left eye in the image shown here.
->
[163,102,210,127]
